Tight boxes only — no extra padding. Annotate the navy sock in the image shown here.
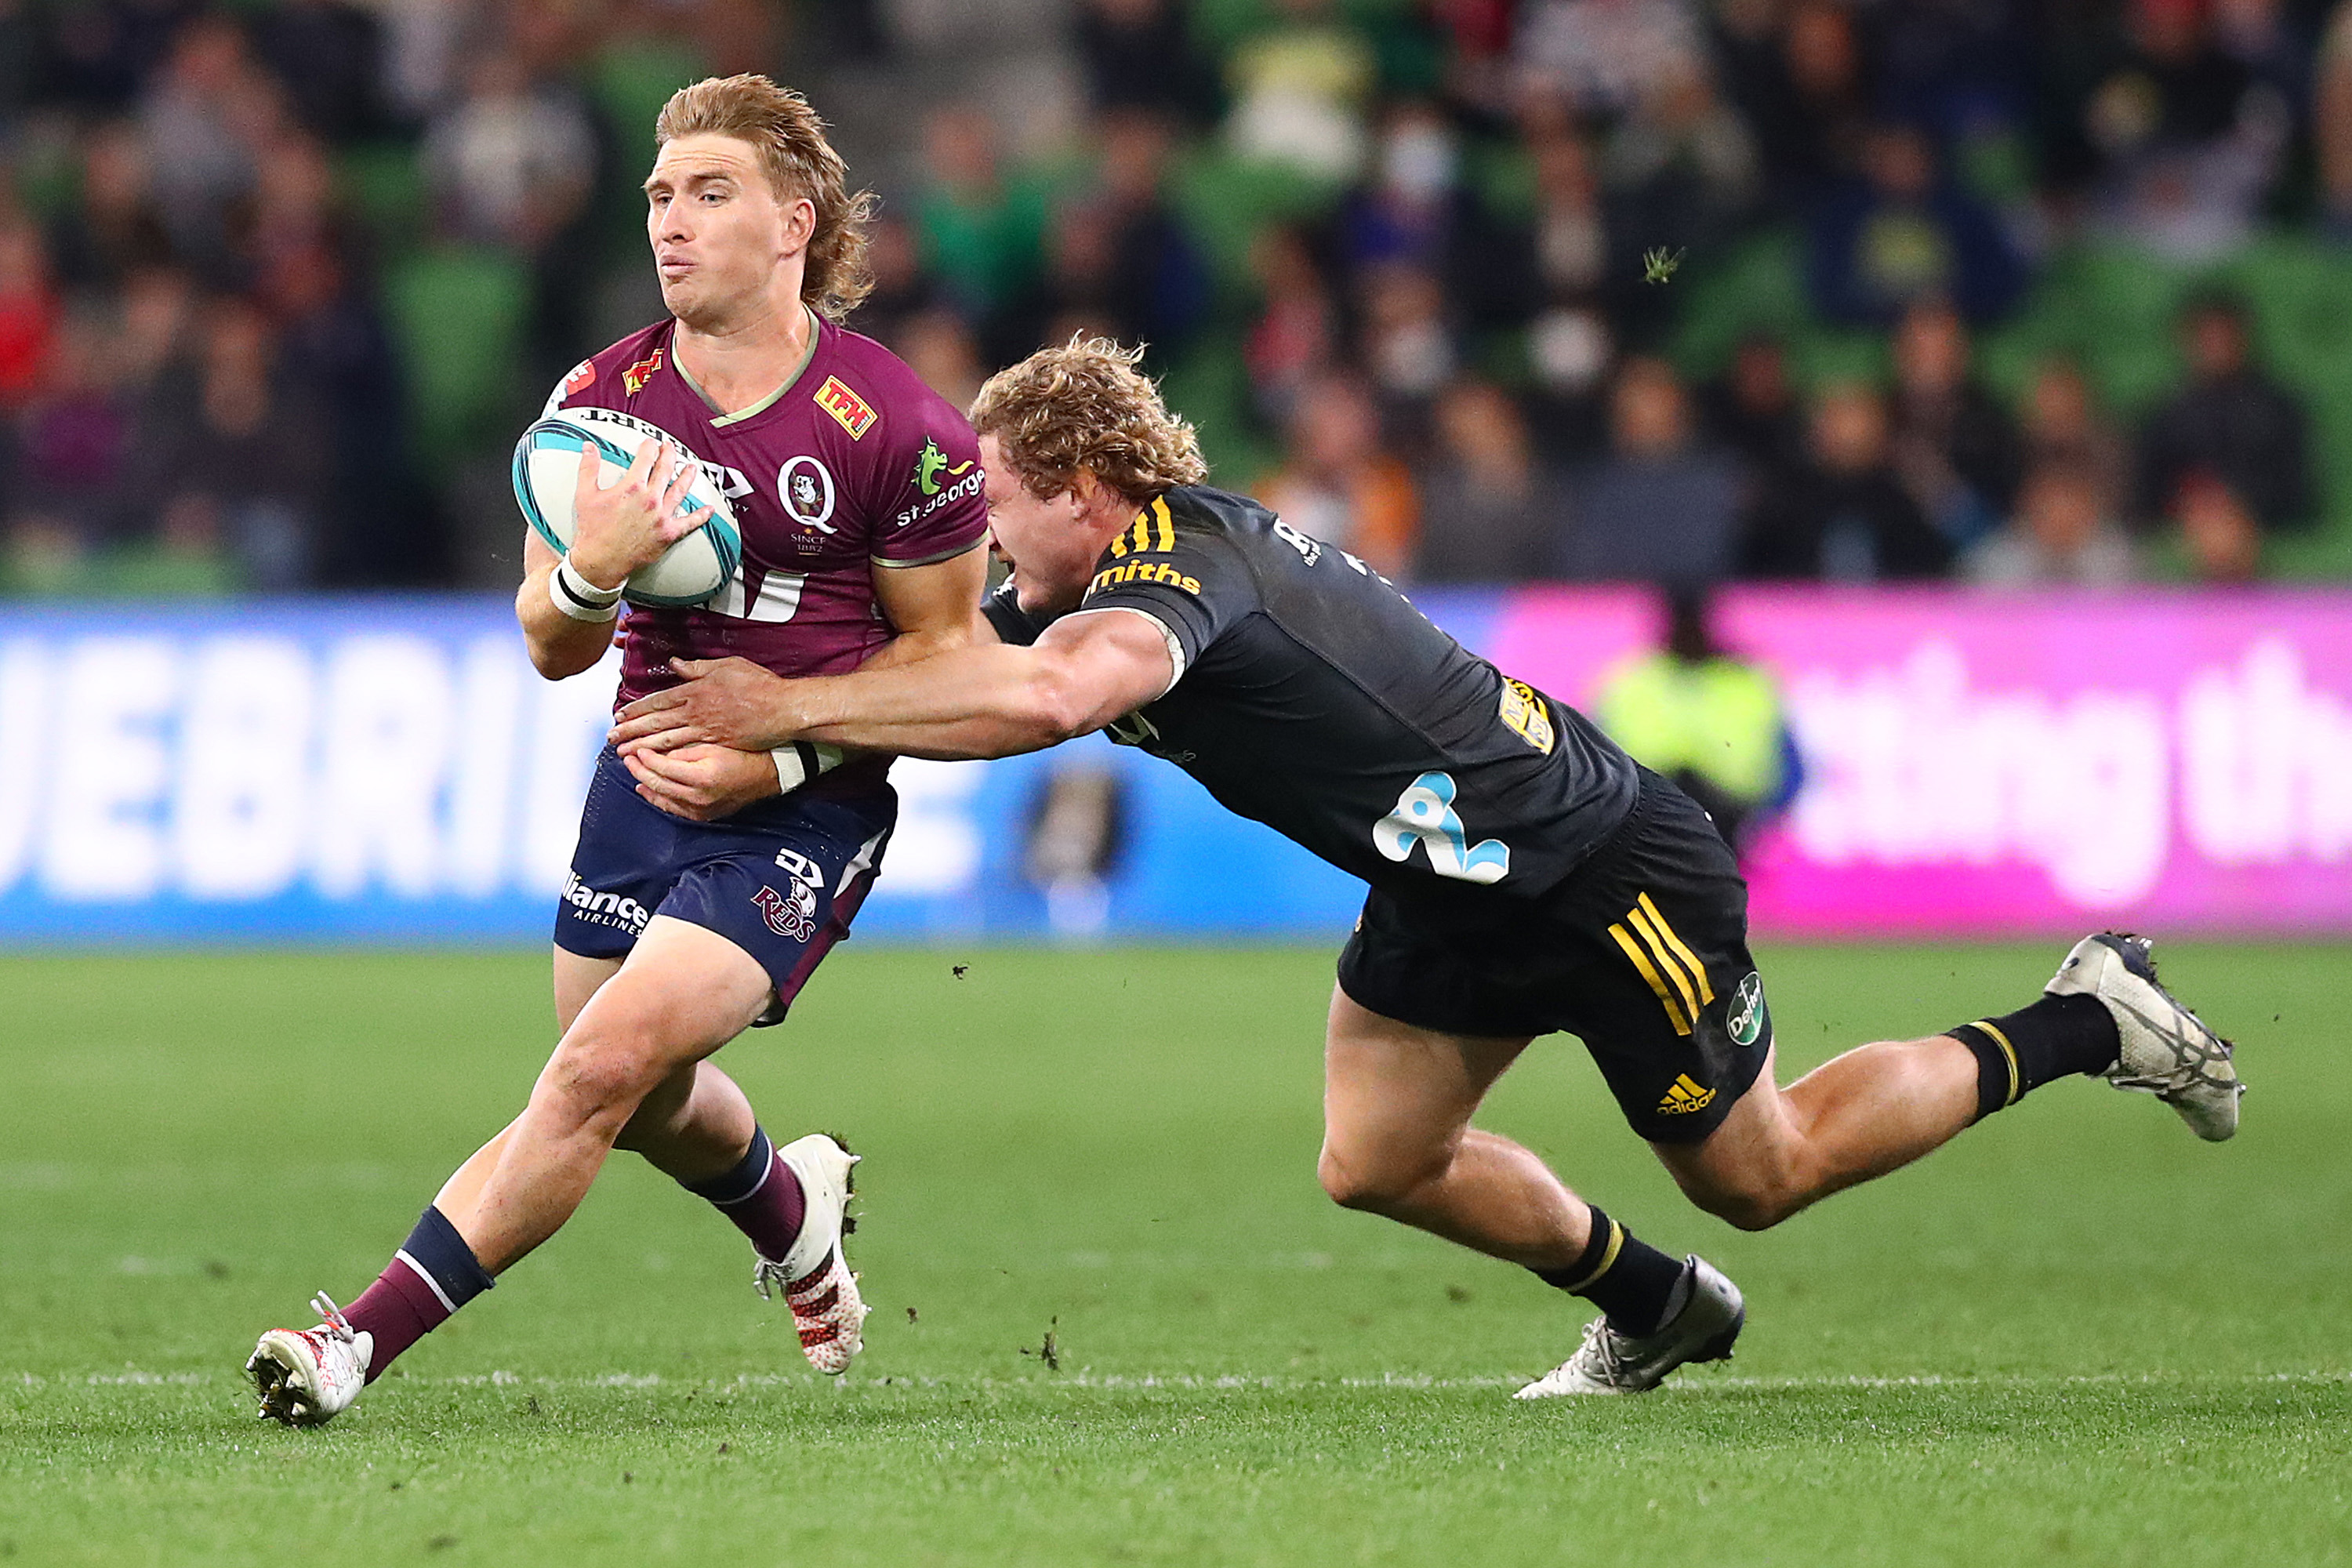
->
[681,1126,778,1206]
[1531,1206,1690,1337]
[1951,993,2121,1120]
[398,1205,497,1305]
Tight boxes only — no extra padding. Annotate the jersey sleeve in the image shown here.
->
[1076,503,1258,682]
[870,407,989,567]
[982,580,1045,646]
[541,358,597,418]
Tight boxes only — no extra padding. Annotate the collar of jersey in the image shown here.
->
[673,306,825,427]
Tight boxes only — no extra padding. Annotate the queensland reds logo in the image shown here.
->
[779,455,837,534]
[753,883,817,942]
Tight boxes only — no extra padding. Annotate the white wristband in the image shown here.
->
[772,741,847,793]
[550,557,623,622]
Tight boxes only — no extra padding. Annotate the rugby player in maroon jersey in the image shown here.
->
[245,76,988,1425]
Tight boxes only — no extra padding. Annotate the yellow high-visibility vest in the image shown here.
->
[1595,653,1785,804]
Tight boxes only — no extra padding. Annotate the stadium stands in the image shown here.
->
[5,0,2352,596]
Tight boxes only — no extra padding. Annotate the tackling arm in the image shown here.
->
[619,545,992,821]
[611,608,1178,762]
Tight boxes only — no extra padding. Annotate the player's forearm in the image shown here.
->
[517,566,617,680]
[789,607,989,770]
[787,645,1083,759]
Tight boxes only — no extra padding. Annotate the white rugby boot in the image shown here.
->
[754,1133,869,1374]
[247,1293,372,1426]
[1515,1256,1744,1398]
[2047,932,2243,1142]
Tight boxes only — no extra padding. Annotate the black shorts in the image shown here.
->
[556,746,895,1025]
[1337,769,1772,1144]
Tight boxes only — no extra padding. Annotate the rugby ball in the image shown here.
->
[513,405,742,608]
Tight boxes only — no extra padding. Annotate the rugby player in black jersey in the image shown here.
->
[612,340,2243,1396]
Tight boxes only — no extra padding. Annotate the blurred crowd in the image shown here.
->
[4,0,2352,597]
[0,0,771,594]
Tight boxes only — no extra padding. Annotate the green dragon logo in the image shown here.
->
[913,437,972,498]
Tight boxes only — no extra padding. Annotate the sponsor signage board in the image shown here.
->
[0,588,2344,942]
[1494,586,2352,936]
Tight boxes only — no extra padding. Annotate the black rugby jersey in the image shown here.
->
[984,485,1641,906]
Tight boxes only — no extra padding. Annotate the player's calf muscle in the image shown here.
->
[1661,1036,1977,1229]
[610,1062,699,1149]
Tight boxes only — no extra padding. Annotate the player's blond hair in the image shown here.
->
[655,74,875,322]
[969,339,1209,503]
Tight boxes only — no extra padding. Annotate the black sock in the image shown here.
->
[1951,993,2121,1120]
[1530,1206,1690,1336]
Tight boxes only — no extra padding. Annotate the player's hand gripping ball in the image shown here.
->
[514,406,742,607]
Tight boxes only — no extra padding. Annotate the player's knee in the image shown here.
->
[1316,1142,1438,1214]
[1704,1192,1788,1232]
[543,1029,670,1124]
[1685,1175,1798,1232]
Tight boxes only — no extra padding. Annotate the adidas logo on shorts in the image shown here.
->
[1657,1074,1716,1115]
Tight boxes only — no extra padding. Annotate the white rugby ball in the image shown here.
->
[513,405,742,608]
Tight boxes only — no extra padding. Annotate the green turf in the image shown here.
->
[3,943,2347,1566]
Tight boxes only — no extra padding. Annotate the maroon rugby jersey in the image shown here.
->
[545,316,988,713]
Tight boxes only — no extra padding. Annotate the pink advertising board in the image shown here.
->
[1489,586,2352,937]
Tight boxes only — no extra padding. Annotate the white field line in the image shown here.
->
[15,1369,2350,1393]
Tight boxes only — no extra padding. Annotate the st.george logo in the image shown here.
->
[1104,710,1161,750]
[912,437,972,497]
[1372,772,1510,884]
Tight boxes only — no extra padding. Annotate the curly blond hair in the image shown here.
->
[969,339,1208,503]
[655,74,876,321]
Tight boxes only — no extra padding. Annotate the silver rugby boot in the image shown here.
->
[1515,1256,1744,1398]
[2047,932,2243,1142]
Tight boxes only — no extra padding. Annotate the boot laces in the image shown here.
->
[2108,994,2241,1097]
[1571,1316,1632,1386]
[308,1292,356,1345]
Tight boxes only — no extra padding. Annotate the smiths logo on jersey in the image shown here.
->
[1089,499,1200,597]
[1091,558,1203,597]
[815,376,876,438]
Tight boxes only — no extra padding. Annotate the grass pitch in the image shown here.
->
[2,942,2347,1566]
